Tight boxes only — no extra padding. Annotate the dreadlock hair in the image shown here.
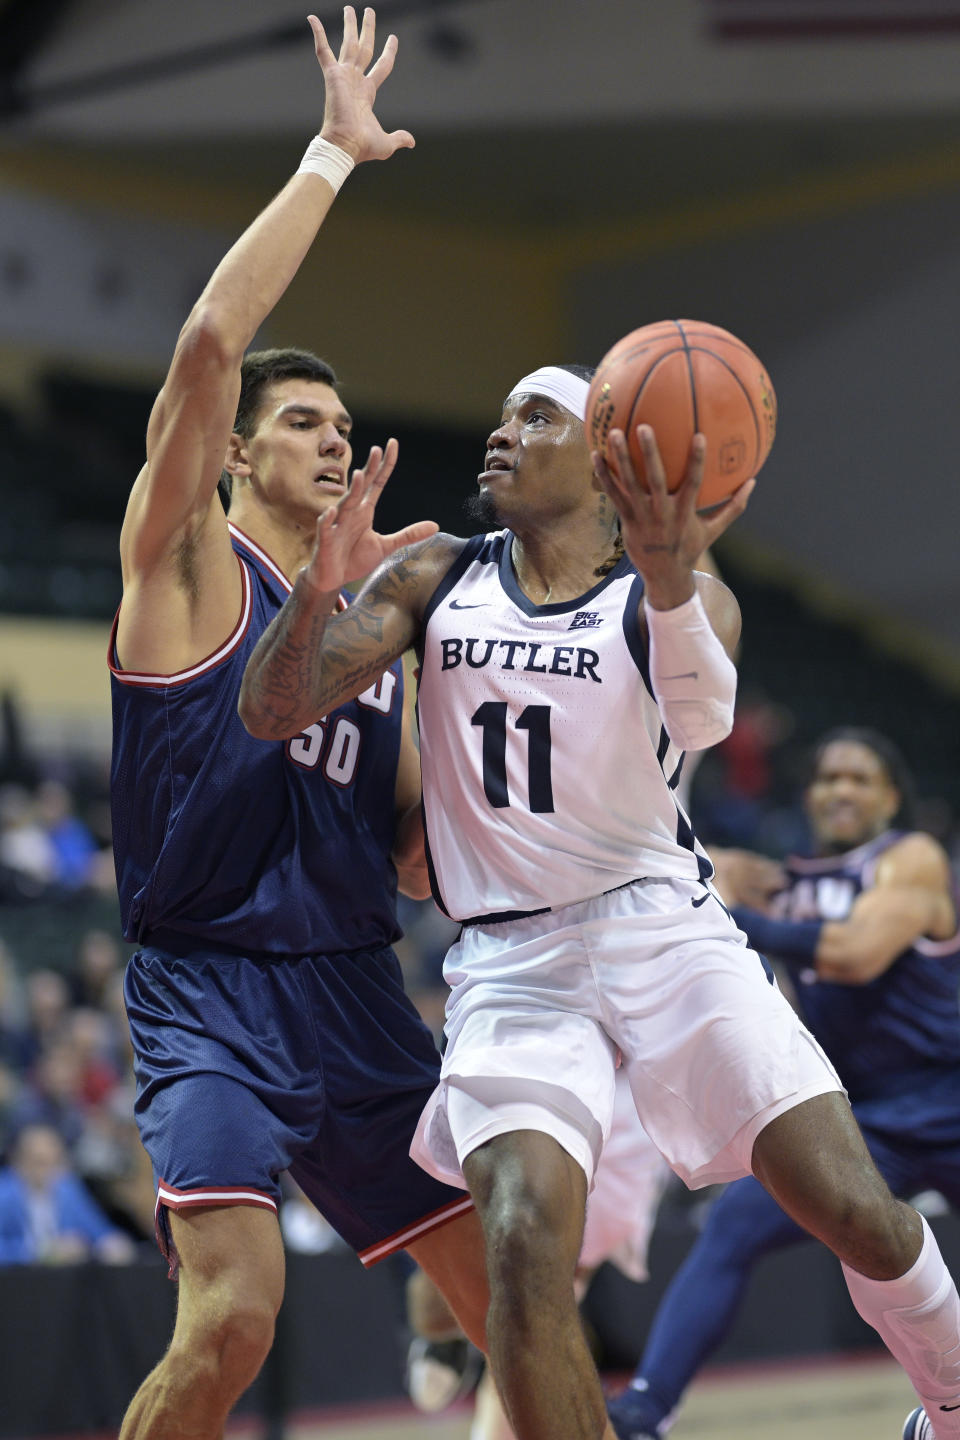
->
[810,726,916,830]
[217,347,339,512]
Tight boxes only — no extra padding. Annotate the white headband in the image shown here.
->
[505,366,590,422]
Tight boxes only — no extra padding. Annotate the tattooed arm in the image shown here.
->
[239,532,464,739]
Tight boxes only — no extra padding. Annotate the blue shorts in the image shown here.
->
[124,944,471,1274]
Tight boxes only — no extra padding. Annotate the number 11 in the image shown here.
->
[471,702,555,813]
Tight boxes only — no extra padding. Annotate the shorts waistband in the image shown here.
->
[461,876,644,928]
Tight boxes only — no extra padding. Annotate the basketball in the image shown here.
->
[586,320,777,509]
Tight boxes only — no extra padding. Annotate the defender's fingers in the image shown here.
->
[367,31,398,86]
[345,449,384,504]
[308,14,335,65]
[380,520,439,553]
[339,4,360,62]
[356,5,377,70]
[313,506,338,544]
[354,439,397,501]
[384,128,416,152]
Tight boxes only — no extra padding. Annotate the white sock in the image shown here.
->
[842,1215,960,1436]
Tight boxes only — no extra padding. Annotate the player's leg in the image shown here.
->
[752,1092,960,1434]
[463,1127,605,1440]
[410,912,623,1439]
[120,1204,285,1440]
[608,1175,809,1438]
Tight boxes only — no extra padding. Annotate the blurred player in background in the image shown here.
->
[109,12,488,1439]
[609,728,960,1440]
[240,363,960,1440]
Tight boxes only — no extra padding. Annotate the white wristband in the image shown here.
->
[644,589,737,752]
[297,136,356,194]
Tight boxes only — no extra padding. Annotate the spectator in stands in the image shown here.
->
[69,927,123,1011]
[19,968,70,1069]
[34,779,101,891]
[0,1121,135,1265]
[68,1007,122,1107]
[0,783,53,898]
[8,1038,87,1153]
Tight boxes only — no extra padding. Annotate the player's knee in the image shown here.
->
[814,1172,915,1273]
[220,1294,276,1374]
[847,1192,919,1272]
[483,1185,572,1298]
[179,1286,277,1391]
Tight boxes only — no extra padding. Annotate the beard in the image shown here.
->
[463,486,502,533]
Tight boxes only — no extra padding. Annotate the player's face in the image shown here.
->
[242,379,353,519]
[805,741,899,853]
[476,394,593,526]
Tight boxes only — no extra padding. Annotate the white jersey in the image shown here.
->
[417,531,714,922]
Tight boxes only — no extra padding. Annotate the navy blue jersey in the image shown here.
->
[771,830,960,1102]
[110,523,404,957]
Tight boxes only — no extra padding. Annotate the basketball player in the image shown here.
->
[110,12,488,1439]
[608,728,960,1440]
[238,367,960,1440]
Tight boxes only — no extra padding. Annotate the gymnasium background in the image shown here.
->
[1,2,960,1435]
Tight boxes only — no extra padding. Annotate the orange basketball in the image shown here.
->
[586,320,777,509]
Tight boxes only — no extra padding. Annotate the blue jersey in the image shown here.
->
[110,523,404,957]
[772,830,960,1104]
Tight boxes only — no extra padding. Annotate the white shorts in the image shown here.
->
[410,875,842,1191]
[579,1065,671,1283]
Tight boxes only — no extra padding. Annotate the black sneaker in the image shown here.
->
[607,1385,662,1440]
[405,1336,483,1412]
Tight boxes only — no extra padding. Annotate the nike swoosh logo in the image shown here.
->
[691,892,710,908]
[449,600,487,610]
[662,671,699,681]
[940,1404,960,1412]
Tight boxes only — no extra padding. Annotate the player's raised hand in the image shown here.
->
[309,7,415,163]
[593,425,754,604]
[300,438,438,593]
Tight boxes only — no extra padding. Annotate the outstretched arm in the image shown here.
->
[118,8,414,671]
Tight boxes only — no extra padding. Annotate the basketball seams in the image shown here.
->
[675,320,700,436]
[688,346,761,475]
[625,351,692,446]
[586,319,775,505]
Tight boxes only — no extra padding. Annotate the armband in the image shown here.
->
[644,590,737,751]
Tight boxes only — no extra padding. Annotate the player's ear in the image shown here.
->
[224,431,252,478]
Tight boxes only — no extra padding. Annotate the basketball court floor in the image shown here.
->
[257,1351,917,1440]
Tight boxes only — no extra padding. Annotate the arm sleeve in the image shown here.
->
[644,589,737,751]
